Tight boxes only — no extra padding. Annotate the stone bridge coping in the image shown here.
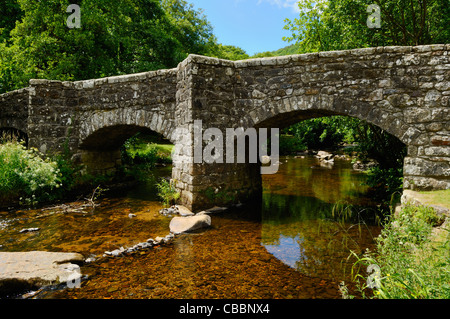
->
[26,67,178,90]
[0,87,30,98]
[16,43,448,91]
[186,43,449,68]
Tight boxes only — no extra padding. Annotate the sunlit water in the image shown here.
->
[0,156,381,299]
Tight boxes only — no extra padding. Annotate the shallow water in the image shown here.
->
[0,156,381,299]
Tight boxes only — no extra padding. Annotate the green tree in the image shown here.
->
[1,0,183,92]
[213,44,250,60]
[283,0,449,52]
[0,0,250,93]
[0,0,23,43]
[1,0,240,93]
[161,0,218,58]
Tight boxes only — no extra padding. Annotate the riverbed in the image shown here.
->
[0,155,382,299]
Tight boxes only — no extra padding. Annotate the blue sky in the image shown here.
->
[188,0,301,55]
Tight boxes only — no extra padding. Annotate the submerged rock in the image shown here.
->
[19,228,40,233]
[169,214,212,234]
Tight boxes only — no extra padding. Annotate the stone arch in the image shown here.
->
[251,106,408,145]
[253,105,407,167]
[77,109,175,175]
[247,94,411,148]
[79,109,176,147]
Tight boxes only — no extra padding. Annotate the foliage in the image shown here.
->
[212,44,250,61]
[364,167,403,205]
[0,0,23,43]
[283,0,449,53]
[156,178,180,207]
[353,123,407,169]
[279,135,306,155]
[0,140,61,205]
[123,140,159,168]
[350,205,449,299]
[122,132,173,168]
[161,0,217,58]
[0,0,243,93]
[284,116,358,150]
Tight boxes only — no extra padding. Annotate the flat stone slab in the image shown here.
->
[0,251,84,293]
[169,214,211,234]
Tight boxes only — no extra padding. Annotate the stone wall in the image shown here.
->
[173,55,262,210]
[26,69,178,174]
[0,44,448,210]
[0,87,29,133]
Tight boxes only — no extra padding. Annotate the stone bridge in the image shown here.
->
[1,44,449,210]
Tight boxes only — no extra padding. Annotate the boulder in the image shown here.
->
[316,151,334,161]
[176,205,195,217]
[0,251,84,294]
[169,214,211,234]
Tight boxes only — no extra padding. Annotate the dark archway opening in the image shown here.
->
[258,113,407,210]
[255,114,407,287]
[78,125,174,201]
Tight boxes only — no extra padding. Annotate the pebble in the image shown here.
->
[128,214,137,218]
[103,233,175,258]
[85,257,96,263]
[101,205,224,258]
[159,205,180,217]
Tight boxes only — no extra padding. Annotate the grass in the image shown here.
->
[122,133,174,166]
[414,190,450,210]
[348,204,450,299]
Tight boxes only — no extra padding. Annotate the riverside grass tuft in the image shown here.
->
[348,204,450,299]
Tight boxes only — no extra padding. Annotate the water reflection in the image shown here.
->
[261,156,381,282]
[0,155,381,298]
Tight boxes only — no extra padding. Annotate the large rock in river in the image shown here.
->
[0,251,84,294]
[169,214,211,234]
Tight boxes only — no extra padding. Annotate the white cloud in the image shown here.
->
[257,0,301,13]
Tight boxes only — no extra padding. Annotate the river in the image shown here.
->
[0,154,382,299]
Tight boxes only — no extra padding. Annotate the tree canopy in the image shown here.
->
[0,0,249,93]
[283,0,449,53]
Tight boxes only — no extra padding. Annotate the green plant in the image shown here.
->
[279,135,306,155]
[365,167,403,206]
[349,205,450,299]
[156,178,180,207]
[0,140,61,205]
